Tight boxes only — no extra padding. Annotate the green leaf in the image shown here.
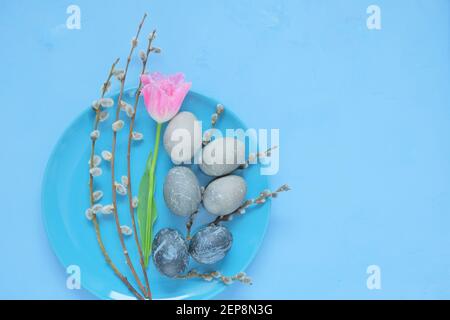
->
[137,151,158,267]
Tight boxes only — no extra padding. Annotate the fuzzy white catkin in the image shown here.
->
[216,104,224,114]
[101,150,112,161]
[203,131,212,142]
[132,132,143,141]
[125,105,135,118]
[113,69,124,76]
[91,204,103,214]
[119,101,127,111]
[115,183,127,196]
[139,50,147,61]
[99,111,109,122]
[93,190,103,202]
[236,272,245,279]
[85,208,94,220]
[89,167,102,177]
[132,197,139,208]
[92,100,100,110]
[204,276,213,281]
[112,120,124,132]
[120,225,133,236]
[121,176,129,187]
[114,70,125,81]
[102,81,111,93]
[89,155,101,167]
[90,130,100,140]
[101,204,114,215]
[99,98,114,108]
[113,69,123,76]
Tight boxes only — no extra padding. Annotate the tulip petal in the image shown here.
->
[168,73,185,86]
[170,82,191,113]
[140,72,191,123]
[150,72,164,82]
[140,74,152,86]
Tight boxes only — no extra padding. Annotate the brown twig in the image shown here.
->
[176,269,252,285]
[240,146,279,169]
[211,104,224,127]
[185,210,198,240]
[185,185,206,240]
[125,29,158,299]
[89,58,144,300]
[203,104,225,145]
[211,184,291,225]
[110,13,149,298]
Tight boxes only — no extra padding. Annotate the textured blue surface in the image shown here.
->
[1,0,450,299]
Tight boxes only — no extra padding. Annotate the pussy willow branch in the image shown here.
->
[203,104,224,145]
[89,58,144,300]
[211,184,291,225]
[243,146,278,168]
[125,29,157,299]
[110,13,148,298]
[176,269,252,285]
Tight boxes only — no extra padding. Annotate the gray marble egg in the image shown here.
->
[164,111,203,164]
[152,228,190,278]
[202,175,247,216]
[189,224,233,264]
[200,137,246,176]
[164,166,202,217]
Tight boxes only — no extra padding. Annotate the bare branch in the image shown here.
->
[203,104,225,145]
[176,269,252,285]
[211,184,291,225]
[88,58,144,300]
[109,13,149,298]
[125,28,158,300]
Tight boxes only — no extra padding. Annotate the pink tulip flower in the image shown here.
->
[140,72,191,123]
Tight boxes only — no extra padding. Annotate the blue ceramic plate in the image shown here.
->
[42,90,270,300]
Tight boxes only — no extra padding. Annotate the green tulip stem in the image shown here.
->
[145,122,162,264]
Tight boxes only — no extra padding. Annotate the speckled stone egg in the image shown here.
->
[164,166,202,217]
[152,228,190,278]
[164,111,202,164]
[200,137,246,176]
[189,224,233,264]
[202,175,247,216]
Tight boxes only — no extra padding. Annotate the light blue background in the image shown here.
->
[1,0,449,299]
